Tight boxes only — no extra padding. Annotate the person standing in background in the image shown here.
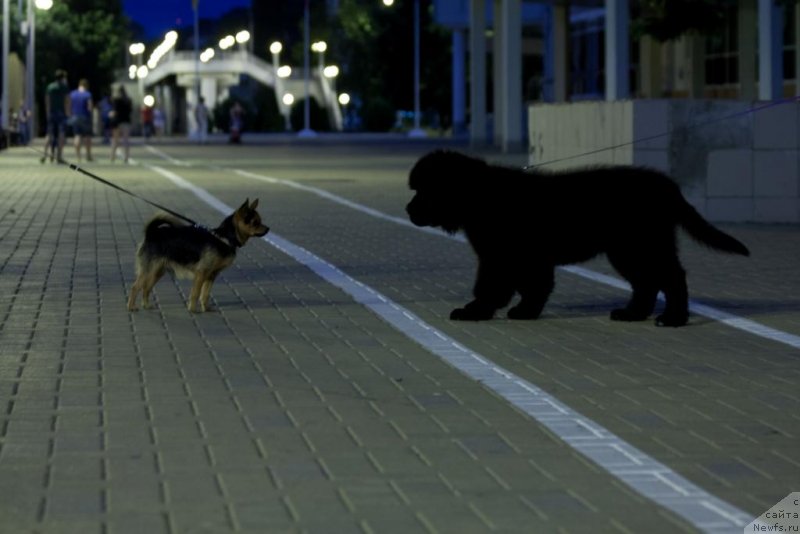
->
[69,78,94,162]
[99,92,113,145]
[194,96,208,144]
[110,86,132,163]
[42,69,69,163]
[140,102,154,140]
[153,106,166,139]
[17,100,31,145]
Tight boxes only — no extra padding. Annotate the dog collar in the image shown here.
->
[195,224,241,249]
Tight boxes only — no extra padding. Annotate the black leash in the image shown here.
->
[25,146,199,226]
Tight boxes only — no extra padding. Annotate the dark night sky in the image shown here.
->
[124,0,252,38]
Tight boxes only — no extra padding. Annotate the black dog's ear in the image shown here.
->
[249,198,259,210]
[239,199,250,212]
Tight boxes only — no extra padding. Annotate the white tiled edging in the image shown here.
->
[528,99,800,223]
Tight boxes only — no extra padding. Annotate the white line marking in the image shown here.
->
[224,165,800,352]
[145,162,756,533]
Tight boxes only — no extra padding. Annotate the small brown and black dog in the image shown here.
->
[127,199,269,312]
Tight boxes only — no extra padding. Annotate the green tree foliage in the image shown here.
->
[290,97,331,131]
[35,0,129,96]
[631,0,736,42]
[331,0,451,131]
[0,0,130,134]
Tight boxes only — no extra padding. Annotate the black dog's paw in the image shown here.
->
[610,308,650,322]
[450,306,494,321]
[655,313,688,327]
[507,305,542,320]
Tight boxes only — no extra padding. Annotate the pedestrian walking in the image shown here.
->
[42,69,69,163]
[69,78,94,162]
[99,92,113,145]
[110,86,132,163]
[153,106,166,138]
[195,97,208,144]
[140,103,154,140]
[17,100,31,145]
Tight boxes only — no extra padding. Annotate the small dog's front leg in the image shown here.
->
[188,275,205,312]
[200,279,215,312]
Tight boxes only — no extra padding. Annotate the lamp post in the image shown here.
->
[129,42,145,97]
[383,0,425,137]
[299,0,316,137]
[0,0,47,136]
[193,0,200,111]
[2,0,9,134]
[235,30,250,51]
[270,41,282,68]
[311,41,327,75]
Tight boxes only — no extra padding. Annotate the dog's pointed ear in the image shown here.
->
[249,198,259,210]
[238,199,249,212]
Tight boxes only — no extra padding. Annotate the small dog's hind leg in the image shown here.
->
[127,277,143,311]
[141,268,165,309]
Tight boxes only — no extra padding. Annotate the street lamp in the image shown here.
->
[235,29,250,58]
[219,35,235,50]
[277,66,292,78]
[383,0,425,137]
[311,40,327,73]
[338,92,350,130]
[282,93,294,131]
[270,41,282,67]
[26,0,53,138]
[2,0,52,140]
[299,0,316,137]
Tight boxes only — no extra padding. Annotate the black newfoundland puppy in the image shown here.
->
[406,150,749,327]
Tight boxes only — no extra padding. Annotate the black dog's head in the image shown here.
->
[406,150,487,233]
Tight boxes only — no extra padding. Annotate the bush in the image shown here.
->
[289,97,331,132]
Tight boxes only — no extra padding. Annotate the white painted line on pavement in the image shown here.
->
[228,165,800,352]
[146,162,758,533]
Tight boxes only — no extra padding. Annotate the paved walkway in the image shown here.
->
[0,138,798,533]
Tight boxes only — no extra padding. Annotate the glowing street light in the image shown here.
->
[136,65,149,79]
[381,0,394,5]
[128,65,137,80]
[129,42,145,56]
[311,40,327,76]
[143,94,155,107]
[219,35,235,50]
[282,93,294,106]
[323,65,339,78]
[235,30,250,44]
[34,0,53,9]
[270,41,282,70]
[338,93,350,105]
[200,47,215,63]
[277,66,292,78]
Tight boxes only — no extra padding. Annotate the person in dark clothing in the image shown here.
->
[110,86,133,163]
[42,69,69,163]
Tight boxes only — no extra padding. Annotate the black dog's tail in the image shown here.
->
[679,200,750,256]
[144,214,186,241]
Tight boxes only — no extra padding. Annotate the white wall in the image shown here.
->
[529,100,800,223]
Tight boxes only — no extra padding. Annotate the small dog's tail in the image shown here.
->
[679,200,750,256]
[144,214,185,241]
